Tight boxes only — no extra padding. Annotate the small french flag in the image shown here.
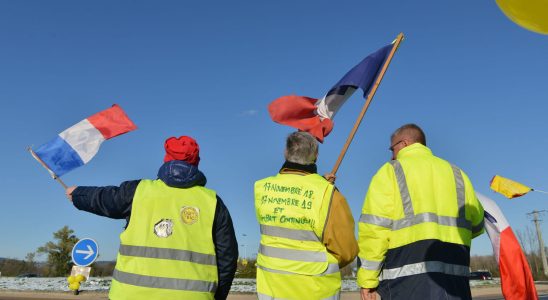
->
[476,193,538,300]
[33,104,137,177]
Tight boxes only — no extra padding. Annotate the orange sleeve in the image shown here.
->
[322,188,359,268]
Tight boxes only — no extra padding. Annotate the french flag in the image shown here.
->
[34,104,137,177]
[268,42,394,142]
[476,193,538,300]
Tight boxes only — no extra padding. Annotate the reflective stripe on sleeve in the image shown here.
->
[260,224,319,241]
[359,214,393,228]
[359,257,383,271]
[259,244,326,262]
[113,269,217,292]
[119,244,216,265]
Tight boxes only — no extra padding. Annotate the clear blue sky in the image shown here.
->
[1,1,547,261]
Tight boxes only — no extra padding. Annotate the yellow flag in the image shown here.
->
[490,175,532,199]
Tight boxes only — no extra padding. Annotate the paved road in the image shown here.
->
[1,291,547,300]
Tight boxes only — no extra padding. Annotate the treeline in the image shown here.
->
[0,257,116,277]
[470,224,548,280]
[0,226,116,277]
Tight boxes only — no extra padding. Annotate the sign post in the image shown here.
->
[69,238,98,295]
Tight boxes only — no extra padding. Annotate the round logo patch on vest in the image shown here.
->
[180,206,200,225]
[154,219,173,238]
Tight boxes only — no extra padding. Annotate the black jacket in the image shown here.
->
[72,160,238,300]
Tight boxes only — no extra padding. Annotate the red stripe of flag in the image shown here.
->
[87,104,137,139]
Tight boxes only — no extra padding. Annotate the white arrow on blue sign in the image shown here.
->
[71,238,99,267]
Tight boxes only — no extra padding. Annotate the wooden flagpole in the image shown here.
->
[27,146,68,189]
[331,33,405,175]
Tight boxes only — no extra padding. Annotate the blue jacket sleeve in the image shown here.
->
[213,195,238,300]
[72,180,140,219]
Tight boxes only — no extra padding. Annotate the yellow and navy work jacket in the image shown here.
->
[254,173,341,300]
[109,179,218,300]
[357,144,484,300]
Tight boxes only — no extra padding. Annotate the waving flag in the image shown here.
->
[268,42,395,142]
[476,193,538,300]
[490,175,533,198]
[33,104,137,177]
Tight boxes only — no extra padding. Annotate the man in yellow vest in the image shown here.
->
[357,124,484,300]
[66,136,238,300]
[255,131,358,300]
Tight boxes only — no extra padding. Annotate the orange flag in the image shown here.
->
[490,175,532,199]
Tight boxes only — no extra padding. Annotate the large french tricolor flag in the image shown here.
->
[268,42,394,142]
[476,193,538,300]
[34,104,137,177]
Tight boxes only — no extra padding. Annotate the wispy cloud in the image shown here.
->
[239,109,258,117]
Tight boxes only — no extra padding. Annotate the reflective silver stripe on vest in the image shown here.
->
[359,214,393,229]
[390,160,414,218]
[359,257,383,271]
[113,269,217,292]
[258,291,340,300]
[260,224,319,241]
[451,164,466,220]
[119,244,216,266]
[360,212,471,230]
[368,160,471,230]
[258,263,339,276]
[259,244,326,262]
[390,212,471,230]
[380,261,470,281]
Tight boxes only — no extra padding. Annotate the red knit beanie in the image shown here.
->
[163,136,200,166]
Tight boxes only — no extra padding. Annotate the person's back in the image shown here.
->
[67,136,238,300]
[110,179,219,300]
[358,124,484,300]
[255,132,358,300]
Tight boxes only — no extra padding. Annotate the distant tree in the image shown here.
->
[24,252,36,274]
[37,226,78,276]
[235,258,256,278]
[0,258,26,276]
[92,261,116,277]
[470,255,499,277]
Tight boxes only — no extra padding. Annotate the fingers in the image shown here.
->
[323,173,336,183]
[65,186,77,202]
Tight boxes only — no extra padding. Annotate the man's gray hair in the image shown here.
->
[391,123,426,145]
[284,132,318,165]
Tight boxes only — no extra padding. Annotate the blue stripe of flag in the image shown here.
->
[327,43,394,98]
[34,136,84,177]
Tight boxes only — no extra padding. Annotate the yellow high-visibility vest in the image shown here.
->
[109,179,218,300]
[255,173,341,300]
[357,143,484,289]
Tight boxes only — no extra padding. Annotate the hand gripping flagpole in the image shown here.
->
[331,33,404,175]
[27,146,68,189]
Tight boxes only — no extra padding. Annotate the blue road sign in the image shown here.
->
[71,238,99,267]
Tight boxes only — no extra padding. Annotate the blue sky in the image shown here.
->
[0,1,547,262]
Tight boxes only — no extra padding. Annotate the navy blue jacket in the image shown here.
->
[72,160,238,300]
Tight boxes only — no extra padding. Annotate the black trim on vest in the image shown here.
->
[377,272,472,300]
[384,239,470,269]
[280,161,317,174]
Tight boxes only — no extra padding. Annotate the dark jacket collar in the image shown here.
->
[157,160,206,188]
[280,161,317,174]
